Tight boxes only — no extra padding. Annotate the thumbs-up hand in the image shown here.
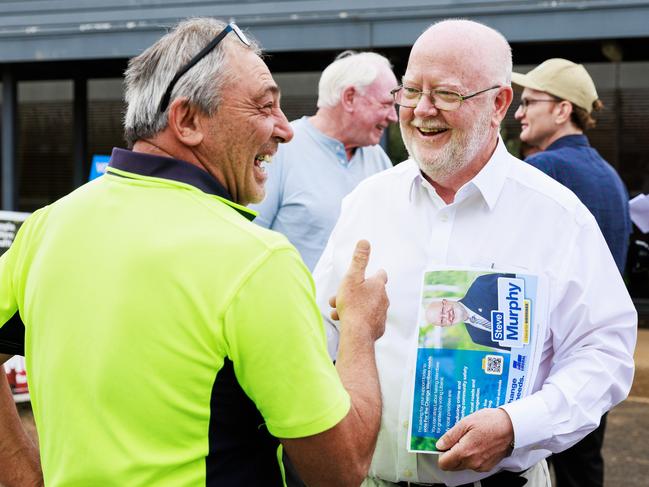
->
[330,240,389,342]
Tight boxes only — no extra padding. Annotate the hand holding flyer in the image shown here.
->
[436,407,514,472]
[408,268,546,454]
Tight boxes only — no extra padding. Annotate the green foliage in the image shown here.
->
[410,435,438,452]
[424,270,474,288]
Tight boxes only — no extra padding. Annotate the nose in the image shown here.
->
[413,94,439,119]
[273,107,294,143]
[386,104,398,123]
[514,104,524,121]
[440,300,448,325]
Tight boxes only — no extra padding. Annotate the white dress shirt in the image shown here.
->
[313,138,636,486]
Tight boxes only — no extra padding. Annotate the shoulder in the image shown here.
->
[285,117,316,149]
[224,214,299,258]
[506,155,594,226]
[0,206,50,262]
[337,159,409,209]
[270,117,324,168]
[525,149,562,170]
[359,144,393,168]
[352,159,417,194]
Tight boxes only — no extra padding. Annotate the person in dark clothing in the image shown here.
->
[513,58,631,487]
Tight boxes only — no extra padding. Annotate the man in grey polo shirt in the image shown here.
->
[251,51,398,270]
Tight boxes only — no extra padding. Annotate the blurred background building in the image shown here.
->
[0,0,647,306]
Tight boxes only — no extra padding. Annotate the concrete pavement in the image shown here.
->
[630,328,649,398]
[602,328,649,487]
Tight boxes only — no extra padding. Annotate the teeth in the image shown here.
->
[255,154,272,163]
[418,127,447,133]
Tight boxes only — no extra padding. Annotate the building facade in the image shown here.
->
[0,0,648,302]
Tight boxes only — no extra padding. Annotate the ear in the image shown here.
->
[166,97,205,147]
[340,86,357,113]
[491,86,513,127]
[554,101,573,125]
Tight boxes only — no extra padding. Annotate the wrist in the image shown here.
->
[338,319,377,348]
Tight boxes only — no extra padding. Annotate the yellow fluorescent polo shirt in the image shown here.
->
[0,148,350,486]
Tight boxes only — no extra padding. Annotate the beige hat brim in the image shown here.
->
[511,72,544,91]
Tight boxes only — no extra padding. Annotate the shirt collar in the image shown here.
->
[106,148,256,221]
[545,134,590,151]
[301,116,356,166]
[406,136,511,211]
[469,137,510,210]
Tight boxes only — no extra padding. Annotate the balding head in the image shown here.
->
[413,20,512,88]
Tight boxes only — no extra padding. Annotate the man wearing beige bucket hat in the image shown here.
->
[513,58,631,487]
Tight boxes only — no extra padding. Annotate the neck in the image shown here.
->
[132,139,174,158]
[132,137,200,167]
[539,124,583,151]
[310,109,357,160]
[133,136,228,193]
[458,302,470,322]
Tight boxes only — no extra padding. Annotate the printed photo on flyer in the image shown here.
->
[408,268,547,454]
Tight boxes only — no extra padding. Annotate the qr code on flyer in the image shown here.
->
[483,355,504,375]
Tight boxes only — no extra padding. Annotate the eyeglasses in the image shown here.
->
[440,299,452,326]
[390,85,500,111]
[158,22,251,113]
[517,98,558,112]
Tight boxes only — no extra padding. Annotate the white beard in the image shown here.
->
[402,107,492,182]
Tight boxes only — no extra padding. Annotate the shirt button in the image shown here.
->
[439,213,448,222]
[403,420,409,429]
[403,469,413,478]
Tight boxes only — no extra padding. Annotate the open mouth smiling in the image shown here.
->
[417,127,448,135]
[254,154,272,170]
[416,126,450,137]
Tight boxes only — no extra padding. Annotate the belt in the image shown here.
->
[397,468,528,487]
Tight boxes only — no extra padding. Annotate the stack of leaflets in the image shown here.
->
[408,268,547,453]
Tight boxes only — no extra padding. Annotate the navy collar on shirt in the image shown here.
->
[107,148,255,221]
[545,134,590,152]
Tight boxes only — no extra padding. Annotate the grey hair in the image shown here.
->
[123,17,261,147]
[316,51,394,108]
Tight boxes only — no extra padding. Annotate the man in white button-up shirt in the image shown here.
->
[313,19,636,487]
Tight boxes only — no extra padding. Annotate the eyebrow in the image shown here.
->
[401,77,463,91]
[254,84,280,101]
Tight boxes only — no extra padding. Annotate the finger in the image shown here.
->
[436,419,466,451]
[371,268,388,284]
[438,448,464,471]
[345,240,371,283]
[329,295,337,308]
[330,309,339,321]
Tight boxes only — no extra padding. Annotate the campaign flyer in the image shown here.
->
[408,268,545,454]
